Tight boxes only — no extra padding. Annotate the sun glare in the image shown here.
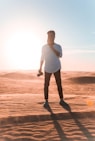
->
[5,31,42,70]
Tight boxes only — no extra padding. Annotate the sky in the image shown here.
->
[0,0,95,71]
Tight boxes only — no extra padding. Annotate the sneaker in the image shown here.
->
[43,101,49,108]
[59,100,71,112]
[59,100,68,106]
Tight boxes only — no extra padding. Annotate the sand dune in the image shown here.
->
[0,71,95,95]
[68,76,95,84]
[1,112,95,141]
[0,71,95,141]
[0,71,36,80]
[0,93,95,141]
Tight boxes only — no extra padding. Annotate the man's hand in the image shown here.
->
[37,60,44,77]
[37,70,43,77]
[50,45,60,57]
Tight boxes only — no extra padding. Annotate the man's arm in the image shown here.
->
[39,60,44,72]
[38,46,45,73]
[50,45,62,57]
[50,46,60,57]
[37,60,44,76]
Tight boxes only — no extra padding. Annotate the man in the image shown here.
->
[38,30,65,107]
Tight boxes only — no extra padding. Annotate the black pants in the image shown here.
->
[44,69,63,100]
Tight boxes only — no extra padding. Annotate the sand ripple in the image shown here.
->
[0,112,95,141]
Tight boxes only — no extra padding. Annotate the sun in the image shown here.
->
[5,31,42,70]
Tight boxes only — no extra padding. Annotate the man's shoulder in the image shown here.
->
[55,43,61,46]
[54,43,62,49]
[42,44,47,49]
[42,44,48,52]
[43,44,48,47]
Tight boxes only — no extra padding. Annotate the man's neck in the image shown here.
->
[48,42,54,46]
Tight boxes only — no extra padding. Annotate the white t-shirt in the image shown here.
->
[41,43,62,73]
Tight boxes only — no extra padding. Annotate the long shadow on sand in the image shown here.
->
[69,76,95,84]
[0,110,95,141]
[44,104,95,141]
[44,104,71,141]
[70,112,95,141]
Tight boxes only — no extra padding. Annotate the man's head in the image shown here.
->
[47,30,55,45]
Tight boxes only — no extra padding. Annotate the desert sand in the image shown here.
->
[0,71,95,141]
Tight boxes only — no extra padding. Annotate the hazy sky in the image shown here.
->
[0,0,95,71]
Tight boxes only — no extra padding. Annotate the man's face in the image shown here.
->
[47,33,55,44]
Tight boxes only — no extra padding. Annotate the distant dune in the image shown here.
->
[0,71,36,80]
[68,76,95,84]
[0,71,95,94]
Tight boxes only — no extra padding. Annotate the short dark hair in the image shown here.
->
[47,30,55,35]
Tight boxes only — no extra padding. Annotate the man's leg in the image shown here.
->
[54,70,63,100]
[44,71,52,102]
[54,70,69,106]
